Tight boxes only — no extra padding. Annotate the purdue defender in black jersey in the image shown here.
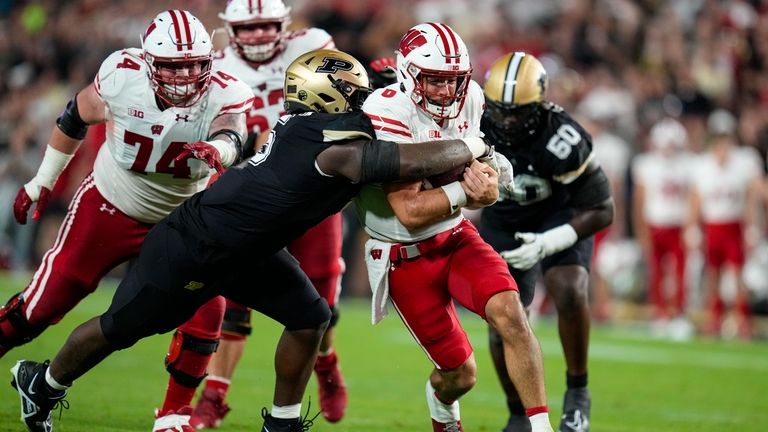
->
[479,52,614,432]
[10,49,495,432]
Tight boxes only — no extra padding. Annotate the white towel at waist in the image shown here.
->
[364,238,393,324]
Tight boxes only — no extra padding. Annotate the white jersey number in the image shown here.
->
[124,130,191,178]
[545,124,581,159]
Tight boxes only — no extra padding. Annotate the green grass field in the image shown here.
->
[1,272,767,431]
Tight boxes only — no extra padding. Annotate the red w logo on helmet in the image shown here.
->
[398,29,427,57]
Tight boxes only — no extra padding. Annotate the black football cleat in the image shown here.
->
[503,413,532,432]
[10,360,68,432]
[260,405,320,432]
[559,387,590,432]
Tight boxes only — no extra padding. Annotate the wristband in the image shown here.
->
[440,181,467,213]
[541,224,578,254]
[462,137,492,159]
[24,144,74,200]
[207,139,237,167]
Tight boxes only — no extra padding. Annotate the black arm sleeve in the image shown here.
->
[56,93,89,140]
[359,139,400,183]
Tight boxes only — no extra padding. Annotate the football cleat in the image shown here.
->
[313,352,347,423]
[503,413,532,432]
[432,419,463,432]
[153,406,195,432]
[559,388,590,432]
[10,360,68,432]
[190,388,231,429]
[260,406,319,432]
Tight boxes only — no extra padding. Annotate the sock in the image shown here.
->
[507,399,526,416]
[528,411,552,431]
[425,380,460,423]
[162,349,211,412]
[45,367,69,392]
[315,350,338,370]
[205,375,231,394]
[566,372,587,389]
[271,403,301,419]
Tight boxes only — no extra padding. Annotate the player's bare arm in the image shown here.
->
[12,83,107,224]
[565,161,614,238]
[315,136,491,183]
[385,180,458,230]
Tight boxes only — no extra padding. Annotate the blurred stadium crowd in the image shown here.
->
[2,0,768,340]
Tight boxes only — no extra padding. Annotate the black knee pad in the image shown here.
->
[0,292,47,349]
[284,298,331,331]
[221,305,252,338]
[164,330,220,388]
[328,305,340,329]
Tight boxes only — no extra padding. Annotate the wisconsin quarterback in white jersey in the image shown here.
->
[355,23,554,432]
[182,0,348,429]
[4,10,252,432]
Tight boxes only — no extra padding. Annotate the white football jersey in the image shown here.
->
[689,147,762,223]
[354,81,485,242]
[213,28,334,138]
[92,48,255,224]
[632,151,692,227]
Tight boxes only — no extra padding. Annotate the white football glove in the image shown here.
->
[500,224,578,270]
[479,152,515,193]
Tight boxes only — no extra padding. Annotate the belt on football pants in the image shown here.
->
[389,219,469,262]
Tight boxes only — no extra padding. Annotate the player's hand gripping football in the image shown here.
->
[176,141,225,174]
[461,160,499,208]
[13,183,52,225]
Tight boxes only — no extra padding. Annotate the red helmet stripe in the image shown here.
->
[439,23,461,64]
[258,0,263,14]
[168,10,184,51]
[178,10,193,50]
[427,22,453,64]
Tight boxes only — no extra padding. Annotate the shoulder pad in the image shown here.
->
[322,111,375,142]
[95,49,145,101]
[363,88,414,141]
[284,28,335,56]
[208,69,256,115]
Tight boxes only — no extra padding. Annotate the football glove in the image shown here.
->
[176,141,226,174]
[368,57,397,89]
[13,184,51,225]
[500,224,578,270]
[13,144,73,224]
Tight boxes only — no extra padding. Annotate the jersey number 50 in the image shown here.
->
[545,124,581,159]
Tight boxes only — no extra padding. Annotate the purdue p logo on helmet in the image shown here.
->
[284,49,372,114]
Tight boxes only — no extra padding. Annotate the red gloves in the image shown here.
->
[175,141,224,174]
[13,186,51,225]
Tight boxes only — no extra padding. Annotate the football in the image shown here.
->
[423,164,467,189]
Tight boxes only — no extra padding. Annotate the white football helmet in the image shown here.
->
[142,10,213,107]
[219,0,291,63]
[649,117,687,152]
[395,23,472,121]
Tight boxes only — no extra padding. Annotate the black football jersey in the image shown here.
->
[481,103,593,232]
[167,110,374,263]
